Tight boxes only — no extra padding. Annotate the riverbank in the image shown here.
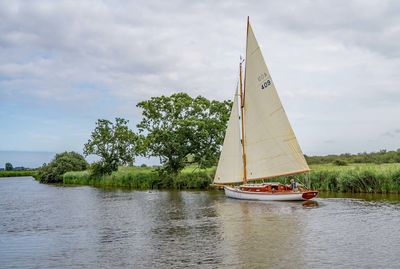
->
[64,166,214,189]
[62,163,400,193]
[0,170,38,178]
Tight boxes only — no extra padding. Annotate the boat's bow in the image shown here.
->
[301,191,318,200]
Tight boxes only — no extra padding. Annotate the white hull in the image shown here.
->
[224,186,311,201]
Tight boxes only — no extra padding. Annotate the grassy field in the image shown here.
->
[62,163,400,193]
[0,170,38,179]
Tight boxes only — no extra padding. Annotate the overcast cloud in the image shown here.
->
[1,0,400,165]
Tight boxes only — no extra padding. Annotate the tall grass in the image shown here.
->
[63,163,400,193]
[63,166,214,190]
[270,164,400,193]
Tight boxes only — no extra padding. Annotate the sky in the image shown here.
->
[1,0,400,167]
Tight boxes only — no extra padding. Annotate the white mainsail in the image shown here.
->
[214,89,244,184]
[243,22,310,181]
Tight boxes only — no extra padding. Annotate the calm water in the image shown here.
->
[1,177,400,269]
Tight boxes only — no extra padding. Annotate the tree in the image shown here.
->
[5,163,13,171]
[137,92,232,175]
[84,118,140,176]
[38,151,88,183]
[332,159,348,166]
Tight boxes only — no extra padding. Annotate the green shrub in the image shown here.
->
[39,152,88,183]
[333,159,348,166]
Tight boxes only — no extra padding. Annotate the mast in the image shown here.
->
[240,16,250,184]
[243,16,249,108]
[239,59,247,184]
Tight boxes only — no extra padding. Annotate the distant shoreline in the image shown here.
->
[0,170,38,178]
[3,163,400,194]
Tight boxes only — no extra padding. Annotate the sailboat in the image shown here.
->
[213,18,318,201]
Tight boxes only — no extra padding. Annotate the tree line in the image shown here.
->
[38,93,232,182]
[305,149,400,165]
[1,163,33,171]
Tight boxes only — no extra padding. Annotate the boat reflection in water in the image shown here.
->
[302,200,319,208]
[214,198,317,268]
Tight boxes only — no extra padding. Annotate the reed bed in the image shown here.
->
[271,164,400,193]
[63,166,214,190]
[63,163,400,193]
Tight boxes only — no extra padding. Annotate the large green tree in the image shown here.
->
[84,118,140,176]
[137,92,232,175]
[38,151,88,183]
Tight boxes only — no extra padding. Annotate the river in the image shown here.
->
[1,177,399,268]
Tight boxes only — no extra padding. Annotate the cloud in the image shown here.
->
[258,0,400,58]
[382,129,400,138]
